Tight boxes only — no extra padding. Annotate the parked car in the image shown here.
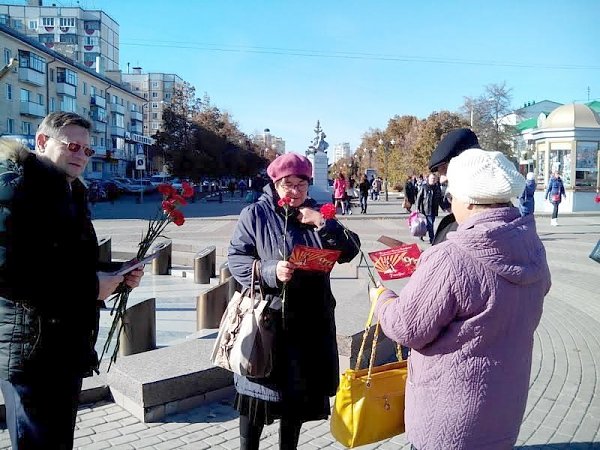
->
[149,173,173,186]
[124,179,156,194]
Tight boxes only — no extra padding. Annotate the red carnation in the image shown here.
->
[278,196,292,207]
[158,183,175,197]
[169,209,185,226]
[172,193,188,206]
[162,199,176,213]
[181,182,194,199]
[320,203,337,220]
[595,194,600,204]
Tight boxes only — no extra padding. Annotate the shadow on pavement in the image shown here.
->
[517,443,600,449]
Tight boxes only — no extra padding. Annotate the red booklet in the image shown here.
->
[368,244,422,280]
[288,245,341,273]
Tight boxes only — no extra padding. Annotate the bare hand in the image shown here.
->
[97,272,124,301]
[297,207,323,228]
[276,260,296,282]
[124,268,144,289]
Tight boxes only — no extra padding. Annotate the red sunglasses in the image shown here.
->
[47,135,95,157]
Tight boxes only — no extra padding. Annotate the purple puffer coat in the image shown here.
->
[375,207,551,450]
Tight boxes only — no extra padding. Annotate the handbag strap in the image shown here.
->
[354,288,404,378]
[249,260,266,309]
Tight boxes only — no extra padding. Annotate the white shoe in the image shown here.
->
[551,218,558,226]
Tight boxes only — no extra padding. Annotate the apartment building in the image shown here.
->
[0,0,119,72]
[332,142,350,163]
[0,23,146,179]
[122,68,184,136]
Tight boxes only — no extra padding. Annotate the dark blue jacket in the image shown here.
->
[545,176,565,204]
[228,184,359,403]
[519,179,536,216]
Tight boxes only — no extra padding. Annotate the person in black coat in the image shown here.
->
[416,173,443,244]
[0,112,144,449]
[228,153,360,450]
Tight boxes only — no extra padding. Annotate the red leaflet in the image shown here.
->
[320,203,337,220]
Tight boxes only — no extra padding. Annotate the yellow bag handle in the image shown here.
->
[354,287,403,381]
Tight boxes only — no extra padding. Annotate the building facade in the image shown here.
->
[122,68,184,137]
[517,103,600,212]
[0,23,146,179]
[332,142,350,163]
[0,0,119,72]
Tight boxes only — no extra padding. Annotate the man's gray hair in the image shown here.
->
[37,112,91,139]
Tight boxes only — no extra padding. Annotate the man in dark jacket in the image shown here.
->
[0,112,144,449]
[428,128,480,244]
[416,174,443,243]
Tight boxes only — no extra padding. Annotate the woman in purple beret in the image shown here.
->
[227,153,360,449]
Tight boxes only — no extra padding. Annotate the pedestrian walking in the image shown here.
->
[403,176,416,212]
[0,112,144,449]
[371,177,382,201]
[372,148,551,450]
[545,171,566,226]
[416,173,442,244]
[519,172,537,216]
[228,153,360,450]
[358,175,370,214]
[333,172,347,215]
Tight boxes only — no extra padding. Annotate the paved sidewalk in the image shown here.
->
[0,196,598,449]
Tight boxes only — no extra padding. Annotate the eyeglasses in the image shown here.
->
[47,135,95,157]
[279,181,309,192]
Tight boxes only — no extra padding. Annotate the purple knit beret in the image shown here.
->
[267,153,313,182]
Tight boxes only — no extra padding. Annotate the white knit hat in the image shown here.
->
[447,148,526,205]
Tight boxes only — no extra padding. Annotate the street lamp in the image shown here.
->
[378,138,395,201]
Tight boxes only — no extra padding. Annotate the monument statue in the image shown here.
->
[306,120,329,156]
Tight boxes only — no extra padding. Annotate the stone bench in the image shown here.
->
[107,333,233,423]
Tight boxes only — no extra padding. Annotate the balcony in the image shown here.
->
[130,110,143,122]
[93,120,106,133]
[90,111,107,123]
[90,95,106,108]
[110,125,125,137]
[20,101,45,118]
[56,82,76,97]
[18,67,45,86]
[129,123,143,134]
[92,145,106,156]
[110,103,125,115]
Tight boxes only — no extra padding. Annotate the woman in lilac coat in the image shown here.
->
[373,149,551,450]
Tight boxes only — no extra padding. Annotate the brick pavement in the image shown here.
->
[0,197,598,449]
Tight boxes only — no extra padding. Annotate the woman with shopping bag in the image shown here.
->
[227,153,360,450]
[373,149,551,450]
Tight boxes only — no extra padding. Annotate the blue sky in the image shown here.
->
[81,0,598,156]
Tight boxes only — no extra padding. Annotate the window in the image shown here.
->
[28,20,38,29]
[0,15,9,26]
[575,141,599,188]
[152,91,158,98]
[83,20,100,31]
[92,161,101,172]
[59,34,78,45]
[90,85,96,96]
[152,102,158,109]
[6,118,14,134]
[20,88,30,103]
[100,137,104,147]
[49,97,55,112]
[61,95,77,112]
[112,113,124,128]
[152,113,158,119]
[18,51,46,73]
[82,107,87,117]
[549,144,572,187]
[4,48,11,65]
[151,122,159,130]
[152,81,159,88]
[56,67,77,86]
[41,17,55,27]
[91,136,97,146]
[5,83,12,100]
[38,34,54,44]
[21,122,31,135]
[37,93,43,105]
[84,36,98,46]
[49,68,54,82]
[164,93,171,100]
[11,19,23,30]
[59,17,75,27]
[82,82,87,95]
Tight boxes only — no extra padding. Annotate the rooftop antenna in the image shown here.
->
[587,86,591,102]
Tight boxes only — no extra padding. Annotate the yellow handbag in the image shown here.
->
[330,295,408,448]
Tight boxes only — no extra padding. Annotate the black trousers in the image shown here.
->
[1,376,83,449]
[239,413,302,450]
[552,202,559,219]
